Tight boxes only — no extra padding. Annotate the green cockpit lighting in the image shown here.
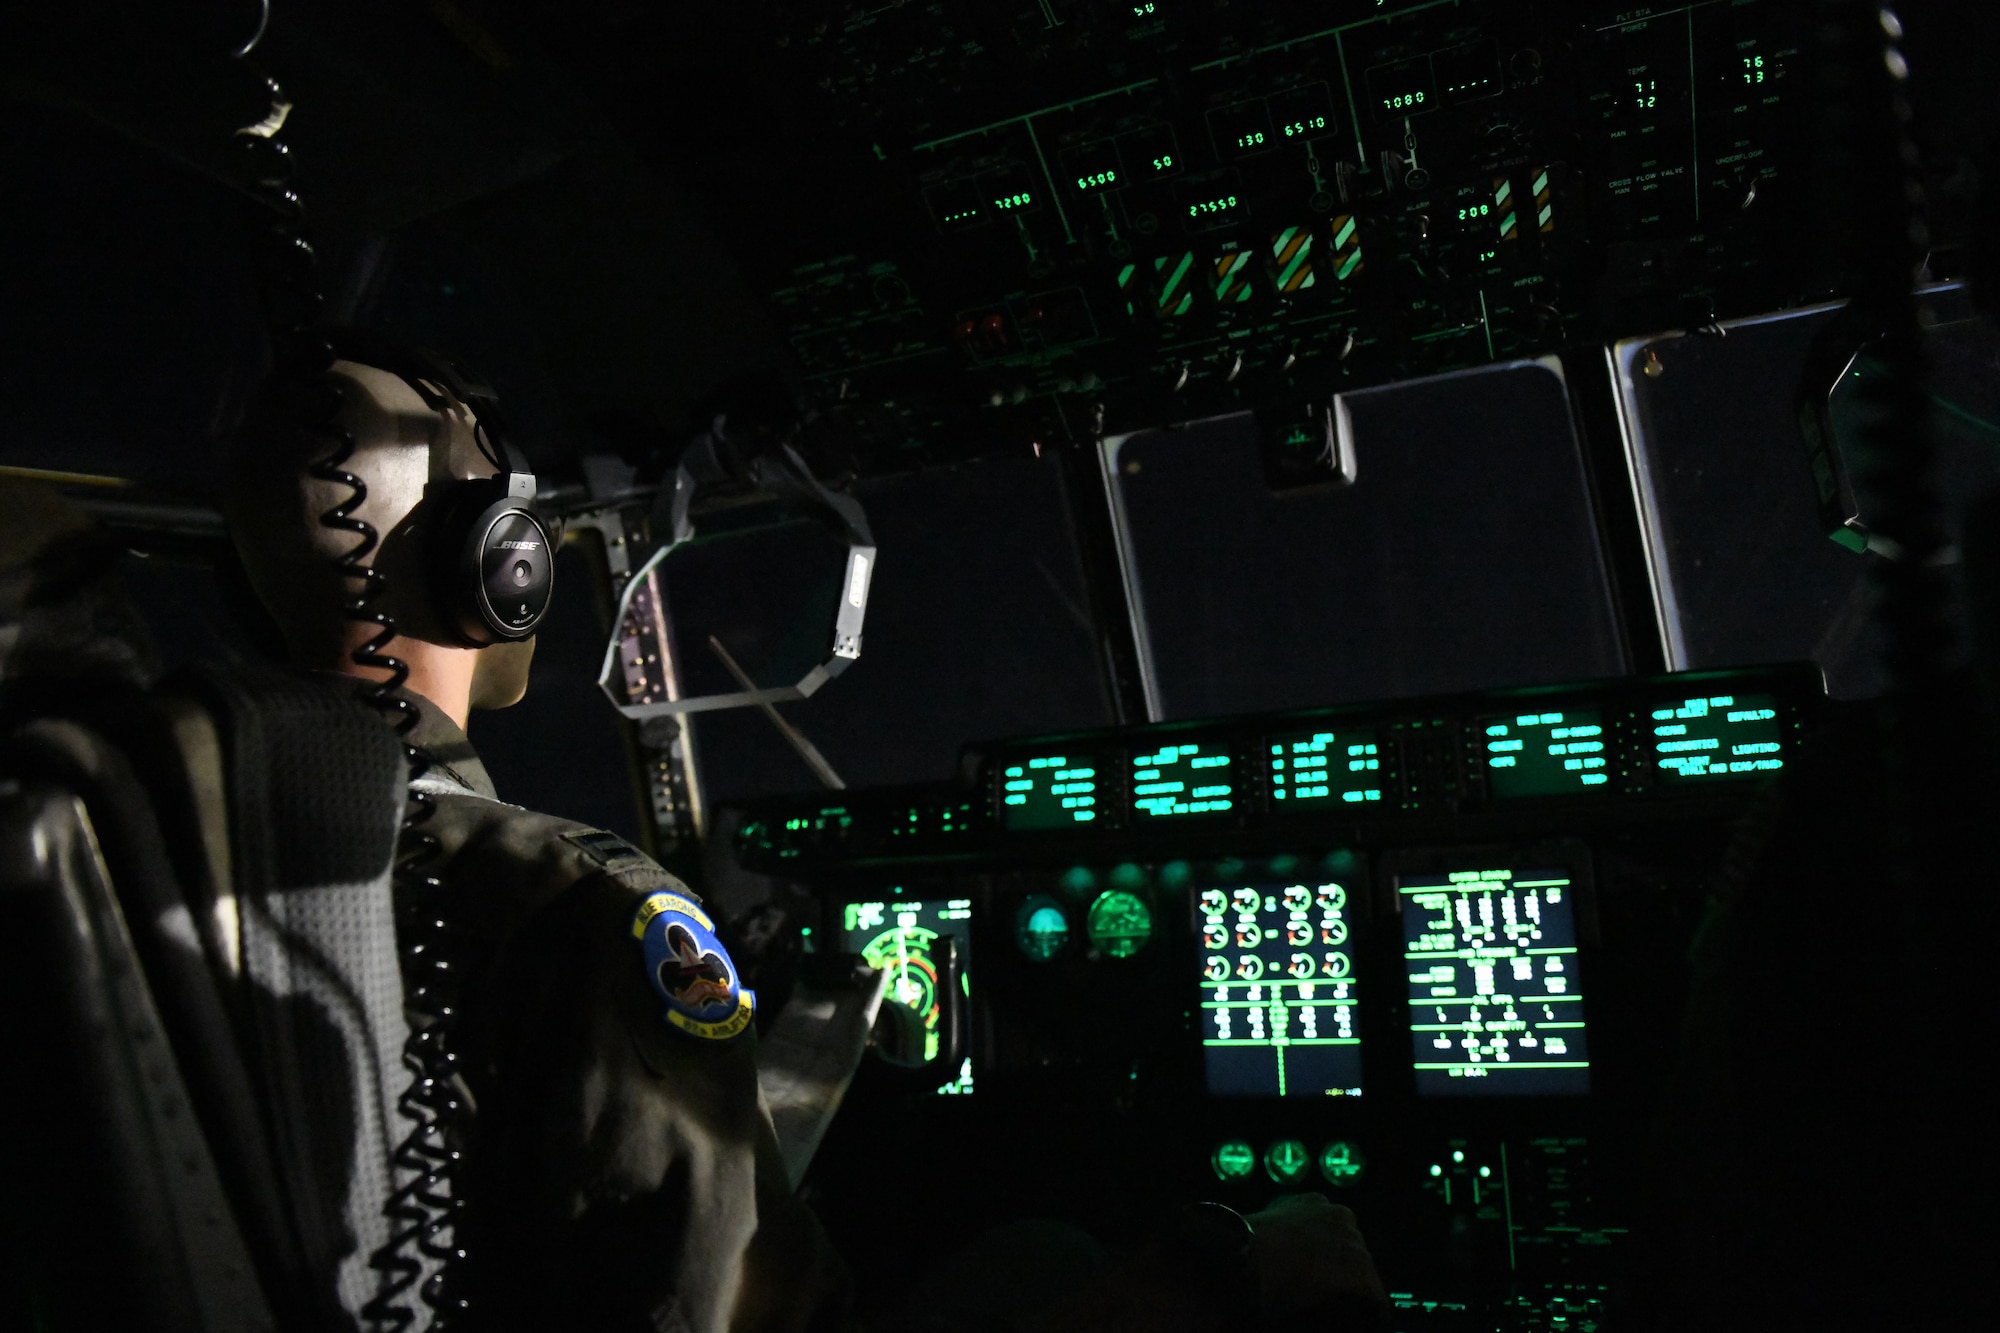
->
[1318,1140,1366,1186]
[1016,895,1070,961]
[1265,1138,1312,1184]
[1211,1140,1257,1181]
[1087,889,1154,958]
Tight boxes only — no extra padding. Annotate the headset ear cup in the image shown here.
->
[425,479,555,644]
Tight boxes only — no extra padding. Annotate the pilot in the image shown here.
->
[225,339,1387,1332]
[227,346,850,1332]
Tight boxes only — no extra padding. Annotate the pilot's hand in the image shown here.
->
[1245,1193,1389,1328]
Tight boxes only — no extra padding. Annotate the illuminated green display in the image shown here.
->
[1268,728,1382,806]
[1196,882,1362,1098]
[1264,1139,1311,1183]
[841,896,974,1092]
[1399,869,1590,1096]
[1271,82,1334,142]
[1318,1140,1366,1186]
[1650,692,1784,782]
[999,751,1109,830]
[1125,125,1181,179]
[1366,54,1435,119]
[1086,889,1153,958]
[1015,894,1070,961]
[1131,741,1234,819]
[1211,1140,1256,1181]
[1208,100,1274,161]
[1482,709,1610,798]
[1065,139,1122,195]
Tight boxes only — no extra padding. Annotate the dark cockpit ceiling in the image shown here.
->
[6,0,1995,486]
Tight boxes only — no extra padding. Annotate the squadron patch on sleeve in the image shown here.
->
[632,891,756,1040]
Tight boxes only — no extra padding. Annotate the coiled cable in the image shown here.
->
[232,65,470,1331]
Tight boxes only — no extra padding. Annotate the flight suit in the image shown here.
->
[397,691,849,1333]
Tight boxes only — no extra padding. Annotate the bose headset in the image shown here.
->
[326,332,557,646]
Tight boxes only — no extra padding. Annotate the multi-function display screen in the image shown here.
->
[1481,709,1609,797]
[840,896,974,1095]
[1267,727,1385,807]
[998,750,1110,830]
[1129,739,1236,820]
[1649,692,1784,782]
[1398,868,1590,1096]
[1194,881,1362,1098]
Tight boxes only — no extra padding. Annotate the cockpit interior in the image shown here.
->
[4,1,1996,1330]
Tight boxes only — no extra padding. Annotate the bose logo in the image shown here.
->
[498,540,542,551]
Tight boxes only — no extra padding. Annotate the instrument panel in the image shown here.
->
[731,663,1829,1327]
[684,0,1827,472]
[734,661,1820,867]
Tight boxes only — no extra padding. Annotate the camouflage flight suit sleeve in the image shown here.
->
[412,792,851,1333]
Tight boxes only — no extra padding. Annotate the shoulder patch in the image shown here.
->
[563,828,651,870]
[632,891,756,1040]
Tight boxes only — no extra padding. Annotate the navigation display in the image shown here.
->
[840,896,975,1095]
[998,750,1111,830]
[1267,727,1384,807]
[1480,709,1609,797]
[1194,880,1362,1099]
[1649,692,1784,782]
[1398,868,1590,1096]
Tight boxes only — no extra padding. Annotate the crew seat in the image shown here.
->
[1,502,426,1331]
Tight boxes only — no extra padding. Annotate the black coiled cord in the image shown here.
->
[232,68,471,1331]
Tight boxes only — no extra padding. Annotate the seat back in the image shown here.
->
[0,779,274,1333]
[1,668,421,1331]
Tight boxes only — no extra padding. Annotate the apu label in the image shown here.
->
[632,892,755,1040]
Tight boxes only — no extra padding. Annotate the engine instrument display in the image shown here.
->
[1481,709,1610,798]
[1398,868,1590,1096]
[1648,692,1786,783]
[841,896,975,1092]
[1195,880,1362,1099]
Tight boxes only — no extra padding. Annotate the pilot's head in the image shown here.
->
[226,350,537,725]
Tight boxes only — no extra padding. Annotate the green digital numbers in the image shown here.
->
[1187,194,1239,218]
[1634,78,1657,109]
[1282,115,1328,137]
[1742,54,1765,84]
[993,191,1033,210]
[1458,203,1491,221]
[1236,131,1264,149]
[1382,90,1426,111]
[1075,169,1117,191]
[1152,154,1174,172]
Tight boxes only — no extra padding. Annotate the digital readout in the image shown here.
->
[1650,692,1784,781]
[1131,741,1234,819]
[1268,728,1383,806]
[1482,709,1610,797]
[1197,881,1362,1098]
[999,751,1109,830]
[1400,868,1591,1096]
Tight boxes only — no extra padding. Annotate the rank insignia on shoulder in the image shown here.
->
[632,891,755,1040]
[563,828,650,870]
